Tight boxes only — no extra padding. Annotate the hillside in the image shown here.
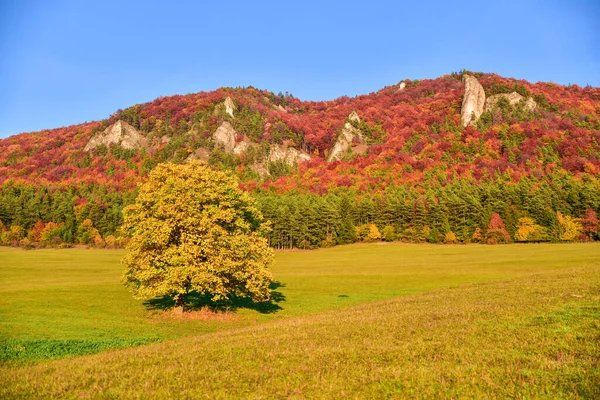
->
[1,71,599,247]
[1,71,599,189]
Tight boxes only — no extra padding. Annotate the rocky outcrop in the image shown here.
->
[84,120,148,151]
[233,139,253,155]
[212,121,236,152]
[185,147,210,163]
[269,144,311,165]
[485,92,537,112]
[395,82,406,93]
[327,111,365,161]
[224,97,235,118]
[460,75,486,127]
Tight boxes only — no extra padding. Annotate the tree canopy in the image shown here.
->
[121,161,274,311]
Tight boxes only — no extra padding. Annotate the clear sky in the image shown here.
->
[0,0,598,138]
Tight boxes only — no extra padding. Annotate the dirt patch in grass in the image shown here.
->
[150,307,239,322]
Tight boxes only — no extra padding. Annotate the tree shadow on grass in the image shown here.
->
[144,281,286,314]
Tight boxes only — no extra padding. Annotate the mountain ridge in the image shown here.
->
[1,71,598,193]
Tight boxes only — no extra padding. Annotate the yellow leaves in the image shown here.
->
[355,224,381,242]
[515,217,546,242]
[444,231,458,244]
[122,161,274,306]
[557,212,583,242]
[515,217,535,241]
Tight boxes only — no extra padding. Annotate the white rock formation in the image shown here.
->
[223,97,235,118]
[461,75,486,127]
[233,140,250,155]
[399,81,406,90]
[327,111,364,161]
[212,121,236,152]
[84,120,148,151]
[485,91,537,112]
[269,144,311,165]
[524,97,537,112]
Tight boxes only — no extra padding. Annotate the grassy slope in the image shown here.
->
[2,243,598,342]
[0,244,600,361]
[1,243,599,397]
[1,265,598,398]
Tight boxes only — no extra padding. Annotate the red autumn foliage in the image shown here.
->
[487,213,511,243]
[0,72,598,196]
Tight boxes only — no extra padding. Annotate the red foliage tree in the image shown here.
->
[582,209,599,240]
[487,213,511,244]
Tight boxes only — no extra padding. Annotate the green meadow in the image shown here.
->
[1,243,599,398]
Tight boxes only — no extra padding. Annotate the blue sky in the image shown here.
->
[0,0,598,138]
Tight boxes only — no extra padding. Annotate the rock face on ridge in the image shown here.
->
[84,120,148,151]
[223,97,236,118]
[212,121,237,152]
[328,111,365,161]
[460,75,486,127]
[485,92,537,112]
[269,144,311,165]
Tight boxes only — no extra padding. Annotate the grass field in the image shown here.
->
[1,243,599,397]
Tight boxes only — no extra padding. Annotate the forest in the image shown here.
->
[1,71,599,248]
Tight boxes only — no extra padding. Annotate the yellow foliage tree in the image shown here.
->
[40,222,64,246]
[121,162,274,311]
[557,212,583,241]
[1,225,24,246]
[444,231,458,244]
[514,217,546,242]
[356,224,381,242]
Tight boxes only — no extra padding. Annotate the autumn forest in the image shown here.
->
[1,71,599,248]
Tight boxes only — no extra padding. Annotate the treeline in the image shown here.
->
[1,172,599,249]
[257,174,600,248]
[0,183,136,248]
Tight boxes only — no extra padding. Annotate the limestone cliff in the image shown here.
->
[460,75,486,127]
[223,96,236,118]
[84,120,148,151]
[269,144,311,165]
[485,92,537,112]
[212,121,236,152]
[327,111,364,161]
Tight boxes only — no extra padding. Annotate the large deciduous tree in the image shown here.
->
[121,161,273,312]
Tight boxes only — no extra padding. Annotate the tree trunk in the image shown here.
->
[173,293,185,314]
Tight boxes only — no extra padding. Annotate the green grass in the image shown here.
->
[1,244,599,357]
[0,243,599,397]
[0,338,159,363]
[1,264,598,398]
